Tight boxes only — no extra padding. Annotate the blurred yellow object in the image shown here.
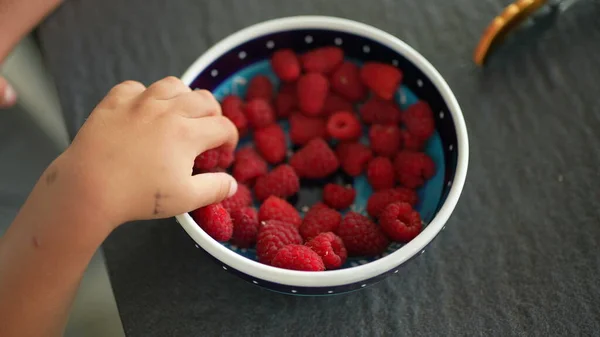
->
[474,0,549,65]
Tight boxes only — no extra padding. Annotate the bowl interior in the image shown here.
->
[188,28,459,269]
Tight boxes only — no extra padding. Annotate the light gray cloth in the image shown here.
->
[37,0,600,336]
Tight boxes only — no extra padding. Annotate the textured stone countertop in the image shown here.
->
[38,0,600,336]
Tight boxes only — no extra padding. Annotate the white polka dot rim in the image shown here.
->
[238,51,247,59]
[210,69,218,77]
[305,35,313,43]
[334,37,343,45]
[266,41,275,49]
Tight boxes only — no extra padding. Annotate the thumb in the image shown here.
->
[189,172,238,209]
[0,77,17,108]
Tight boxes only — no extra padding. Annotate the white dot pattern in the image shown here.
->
[334,37,343,45]
[305,35,313,43]
[210,69,218,77]
[363,45,370,53]
[266,41,275,49]
[238,51,247,59]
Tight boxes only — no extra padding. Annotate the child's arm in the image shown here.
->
[0,0,63,107]
[0,77,239,337]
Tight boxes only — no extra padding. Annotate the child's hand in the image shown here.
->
[58,77,239,228]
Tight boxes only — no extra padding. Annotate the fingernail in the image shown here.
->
[3,84,16,105]
[227,178,238,198]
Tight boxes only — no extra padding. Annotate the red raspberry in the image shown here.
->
[289,113,327,146]
[336,212,389,257]
[232,147,268,185]
[271,244,325,271]
[244,99,275,129]
[403,101,435,141]
[256,220,303,265]
[254,124,286,164]
[274,91,297,119]
[289,138,339,179]
[301,46,344,74]
[258,196,302,228]
[246,75,273,101]
[393,151,436,188]
[299,204,342,240]
[305,232,347,270]
[326,111,362,141]
[369,124,402,157]
[367,157,395,191]
[191,203,233,242]
[297,73,329,116]
[401,129,426,151]
[360,62,403,100]
[379,202,423,242]
[336,142,373,176]
[221,95,248,137]
[271,49,301,82]
[218,148,234,169]
[221,183,252,213]
[230,207,259,248]
[366,187,418,218]
[330,61,367,102]
[254,164,300,201]
[322,93,354,116]
[323,183,356,210]
[194,148,220,171]
[359,97,402,125]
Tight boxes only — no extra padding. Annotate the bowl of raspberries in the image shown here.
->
[176,16,469,295]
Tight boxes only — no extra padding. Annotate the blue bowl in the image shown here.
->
[176,16,469,295]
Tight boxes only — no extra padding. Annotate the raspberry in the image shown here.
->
[323,183,356,210]
[369,124,402,157]
[194,148,220,171]
[330,62,367,102]
[221,183,252,213]
[367,157,395,191]
[232,147,268,185]
[379,202,423,242]
[297,73,329,116]
[305,232,347,270]
[326,111,362,141]
[246,75,273,101]
[336,212,389,257]
[221,95,248,137]
[244,99,275,129]
[191,203,233,242]
[218,148,234,169]
[271,244,325,271]
[393,151,436,189]
[258,196,302,228]
[271,49,301,82]
[403,101,435,141]
[300,46,344,74]
[289,138,339,179]
[274,91,297,119]
[359,97,402,125]
[336,142,373,176]
[254,164,300,201]
[360,62,403,100]
[254,124,287,164]
[289,113,327,146]
[299,204,342,240]
[401,129,426,152]
[366,187,418,218]
[230,207,259,248]
[256,220,303,265]
[322,93,354,116]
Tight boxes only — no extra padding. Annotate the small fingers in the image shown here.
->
[0,77,17,108]
[188,172,238,209]
[169,89,222,118]
[100,81,146,108]
[187,115,239,154]
[144,76,190,100]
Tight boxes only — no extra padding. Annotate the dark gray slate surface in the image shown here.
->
[37,0,600,336]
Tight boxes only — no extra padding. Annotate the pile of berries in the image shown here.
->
[190,46,436,272]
